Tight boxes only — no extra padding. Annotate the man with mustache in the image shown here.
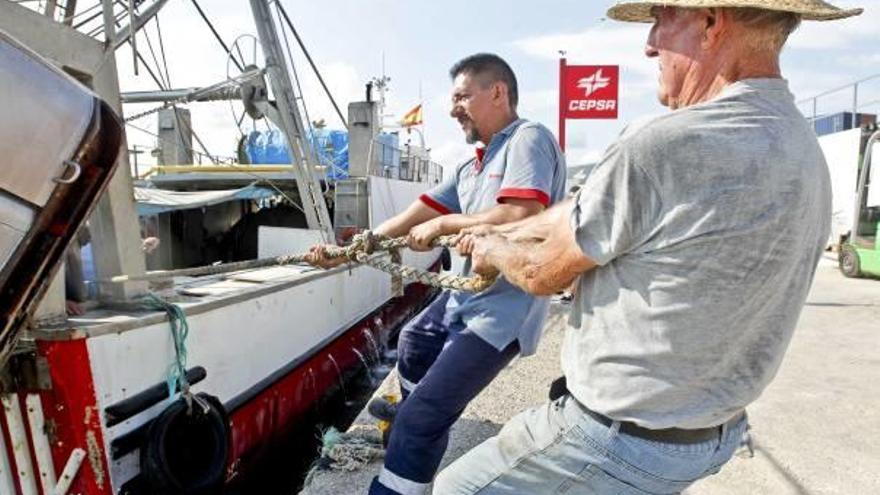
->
[435,1,861,493]
[307,53,566,494]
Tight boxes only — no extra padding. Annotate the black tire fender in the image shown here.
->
[141,392,230,494]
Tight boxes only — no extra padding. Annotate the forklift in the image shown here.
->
[839,128,880,278]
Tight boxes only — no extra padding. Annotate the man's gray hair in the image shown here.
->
[727,7,802,52]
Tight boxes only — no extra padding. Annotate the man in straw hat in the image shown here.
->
[434,1,862,493]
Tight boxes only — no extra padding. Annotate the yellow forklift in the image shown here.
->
[839,129,880,278]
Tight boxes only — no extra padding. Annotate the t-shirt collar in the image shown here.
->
[473,118,525,172]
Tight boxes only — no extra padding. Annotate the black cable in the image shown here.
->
[72,4,106,30]
[134,8,170,88]
[153,15,200,165]
[276,1,347,128]
[189,0,244,72]
[83,0,147,35]
[133,46,167,90]
[156,16,172,87]
[112,4,218,165]
[99,1,165,90]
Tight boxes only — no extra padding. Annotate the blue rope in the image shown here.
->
[143,293,190,398]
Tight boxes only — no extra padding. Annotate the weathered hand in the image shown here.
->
[408,218,444,252]
[459,224,497,237]
[470,237,500,278]
[304,244,347,269]
[454,224,496,256]
[455,234,476,256]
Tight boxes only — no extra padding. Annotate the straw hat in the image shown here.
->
[607,0,863,22]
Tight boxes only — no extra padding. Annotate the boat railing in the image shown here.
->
[368,138,444,185]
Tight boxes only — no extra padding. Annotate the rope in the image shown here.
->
[303,425,385,486]
[108,232,497,293]
[142,293,191,398]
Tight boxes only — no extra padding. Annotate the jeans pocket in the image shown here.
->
[624,433,721,458]
[605,433,720,490]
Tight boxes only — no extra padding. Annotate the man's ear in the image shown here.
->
[492,81,507,107]
[702,8,730,49]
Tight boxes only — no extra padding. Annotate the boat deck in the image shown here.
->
[29,263,329,340]
[299,254,880,494]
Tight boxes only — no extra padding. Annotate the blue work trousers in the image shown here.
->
[369,292,519,495]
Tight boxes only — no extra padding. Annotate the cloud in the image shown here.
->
[512,22,655,81]
[517,89,558,116]
[297,61,362,127]
[786,3,878,50]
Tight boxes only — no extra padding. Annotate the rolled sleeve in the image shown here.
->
[571,143,662,266]
[421,171,462,214]
[496,126,561,207]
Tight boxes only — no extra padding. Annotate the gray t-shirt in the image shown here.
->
[564,79,831,429]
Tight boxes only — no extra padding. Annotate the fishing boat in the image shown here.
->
[0,1,444,493]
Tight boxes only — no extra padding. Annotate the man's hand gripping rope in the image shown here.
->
[306,230,497,293]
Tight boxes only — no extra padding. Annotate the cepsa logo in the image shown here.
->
[561,65,619,119]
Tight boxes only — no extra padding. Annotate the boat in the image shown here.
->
[0,1,444,493]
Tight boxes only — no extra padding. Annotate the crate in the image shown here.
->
[813,112,877,137]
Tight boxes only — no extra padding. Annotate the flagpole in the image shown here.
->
[419,81,426,149]
[558,54,567,152]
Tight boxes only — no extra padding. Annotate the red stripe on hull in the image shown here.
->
[226,280,436,481]
[37,339,113,495]
[26,269,438,493]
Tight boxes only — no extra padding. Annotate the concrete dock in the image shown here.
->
[300,254,880,494]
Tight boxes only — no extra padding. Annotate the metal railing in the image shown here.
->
[797,74,880,123]
[369,139,443,185]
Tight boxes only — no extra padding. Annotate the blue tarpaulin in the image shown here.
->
[245,129,351,179]
[244,129,404,179]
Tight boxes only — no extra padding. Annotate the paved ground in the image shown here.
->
[300,255,879,494]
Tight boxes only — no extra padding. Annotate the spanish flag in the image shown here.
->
[400,104,423,127]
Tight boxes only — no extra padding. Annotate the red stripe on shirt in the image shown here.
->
[496,188,550,207]
[475,147,486,170]
[419,194,452,215]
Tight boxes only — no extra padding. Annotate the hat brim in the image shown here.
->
[606,2,863,22]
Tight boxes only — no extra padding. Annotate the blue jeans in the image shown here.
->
[433,395,747,494]
[370,292,520,495]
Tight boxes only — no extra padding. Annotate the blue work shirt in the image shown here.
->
[420,119,566,356]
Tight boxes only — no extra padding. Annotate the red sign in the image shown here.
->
[560,64,619,120]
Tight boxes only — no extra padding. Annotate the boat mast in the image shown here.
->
[248,0,334,242]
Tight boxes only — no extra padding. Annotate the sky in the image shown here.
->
[114,0,880,171]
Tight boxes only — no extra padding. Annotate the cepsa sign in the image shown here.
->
[561,65,619,119]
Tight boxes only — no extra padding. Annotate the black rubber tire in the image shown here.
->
[839,245,862,278]
[141,393,230,495]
